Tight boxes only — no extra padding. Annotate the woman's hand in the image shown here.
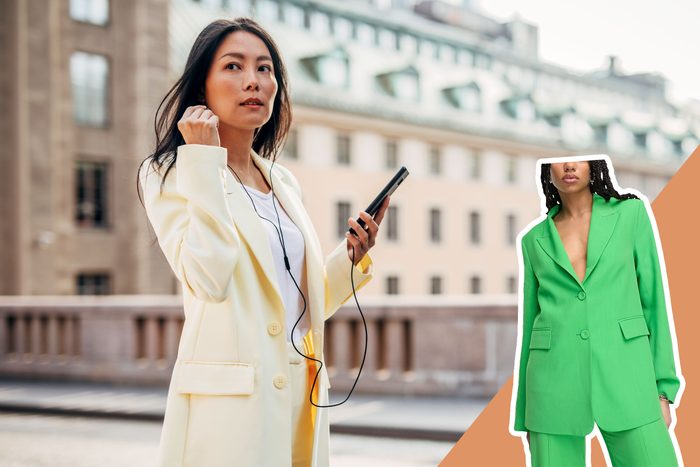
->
[345,196,390,266]
[177,105,220,147]
[660,398,672,428]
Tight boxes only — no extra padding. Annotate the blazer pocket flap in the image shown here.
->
[618,316,650,340]
[529,328,551,350]
[175,360,254,395]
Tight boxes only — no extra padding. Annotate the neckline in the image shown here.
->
[225,160,273,198]
[245,184,273,198]
[547,193,601,285]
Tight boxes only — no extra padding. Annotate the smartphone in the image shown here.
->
[348,166,409,236]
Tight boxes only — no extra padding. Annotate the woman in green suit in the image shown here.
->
[510,156,683,466]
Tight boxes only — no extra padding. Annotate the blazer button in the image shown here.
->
[273,374,287,389]
[579,329,590,340]
[267,321,282,336]
[577,291,587,301]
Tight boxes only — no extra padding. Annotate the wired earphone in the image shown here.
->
[225,153,369,408]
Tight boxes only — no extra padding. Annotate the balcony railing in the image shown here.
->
[0,295,517,397]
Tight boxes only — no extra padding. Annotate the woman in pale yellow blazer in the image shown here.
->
[137,18,389,467]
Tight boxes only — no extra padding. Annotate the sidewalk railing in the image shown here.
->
[0,295,517,397]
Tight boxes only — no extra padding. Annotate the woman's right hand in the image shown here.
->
[177,105,220,147]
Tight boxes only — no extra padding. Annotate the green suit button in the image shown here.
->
[577,291,587,300]
[580,329,590,340]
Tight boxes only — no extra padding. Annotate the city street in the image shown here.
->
[0,412,452,467]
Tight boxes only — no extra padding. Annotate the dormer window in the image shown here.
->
[377,65,420,101]
[300,46,350,88]
[443,82,481,112]
[500,94,536,121]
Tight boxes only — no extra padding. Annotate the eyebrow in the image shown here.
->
[219,52,272,62]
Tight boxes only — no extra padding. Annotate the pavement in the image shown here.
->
[0,378,490,442]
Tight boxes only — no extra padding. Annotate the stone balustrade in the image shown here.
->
[0,295,518,397]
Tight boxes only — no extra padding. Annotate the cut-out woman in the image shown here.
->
[511,157,682,466]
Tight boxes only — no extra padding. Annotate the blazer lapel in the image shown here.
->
[536,192,619,288]
[223,156,285,312]
[583,193,619,283]
[225,149,325,334]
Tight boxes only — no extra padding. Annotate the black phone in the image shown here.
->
[349,166,409,236]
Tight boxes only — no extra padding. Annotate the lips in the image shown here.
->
[241,97,263,106]
[563,175,578,181]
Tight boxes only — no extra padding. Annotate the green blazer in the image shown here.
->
[511,192,681,436]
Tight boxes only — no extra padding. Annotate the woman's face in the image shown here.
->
[203,30,278,131]
[550,161,591,195]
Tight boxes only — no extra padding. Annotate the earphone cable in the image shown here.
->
[226,158,367,408]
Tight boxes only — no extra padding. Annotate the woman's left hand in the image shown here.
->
[660,398,672,428]
[345,196,391,266]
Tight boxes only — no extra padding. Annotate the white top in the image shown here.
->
[244,184,311,345]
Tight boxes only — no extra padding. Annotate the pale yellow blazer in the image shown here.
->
[139,143,374,467]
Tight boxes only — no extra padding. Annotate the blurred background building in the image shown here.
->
[1,0,697,299]
[1,0,698,402]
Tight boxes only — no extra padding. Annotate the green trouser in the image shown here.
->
[529,417,678,467]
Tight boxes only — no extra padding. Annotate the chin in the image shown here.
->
[556,184,588,195]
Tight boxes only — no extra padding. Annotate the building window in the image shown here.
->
[76,272,111,295]
[386,206,398,241]
[385,139,398,169]
[378,28,398,50]
[336,134,351,165]
[593,124,608,145]
[470,151,482,180]
[254,0,279,23]
[283,128,298,159]
[399,33,418,54]
[429,208,441,243]
[71,51,109,127]
[507,275,517,294]
[223,0,251,12]
[474,53,492,69]
[316,49,349,88]
[506,213,516,245]
[634,132,647,151]
[430,276,442,295]
[309,11,330,36]
[336,201,352,238]
[469,211,481,245]
[70,0,109,25]
[282,3,304,28]
[378,66,420,101]
[445,82,481,112]
[420,39,438,59]
[334,16,354,42]
[505,154,517,183]
[438,43,456,63]
[76,161,109,228]
[470,275,482,294]
[429,145,441,175]
[356,22,376,46]
[386,276,399,295]
[457,49,473,66]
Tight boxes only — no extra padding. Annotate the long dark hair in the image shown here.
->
[540,159,639,211]
[136,17,292,205]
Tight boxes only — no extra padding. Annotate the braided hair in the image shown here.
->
[540,159,639,211]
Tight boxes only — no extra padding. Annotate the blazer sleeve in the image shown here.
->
[139,144,241,303]
[513,236,540,432]
[633,200,681,403]
[277,164,374,321]
[323,241,373,320]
